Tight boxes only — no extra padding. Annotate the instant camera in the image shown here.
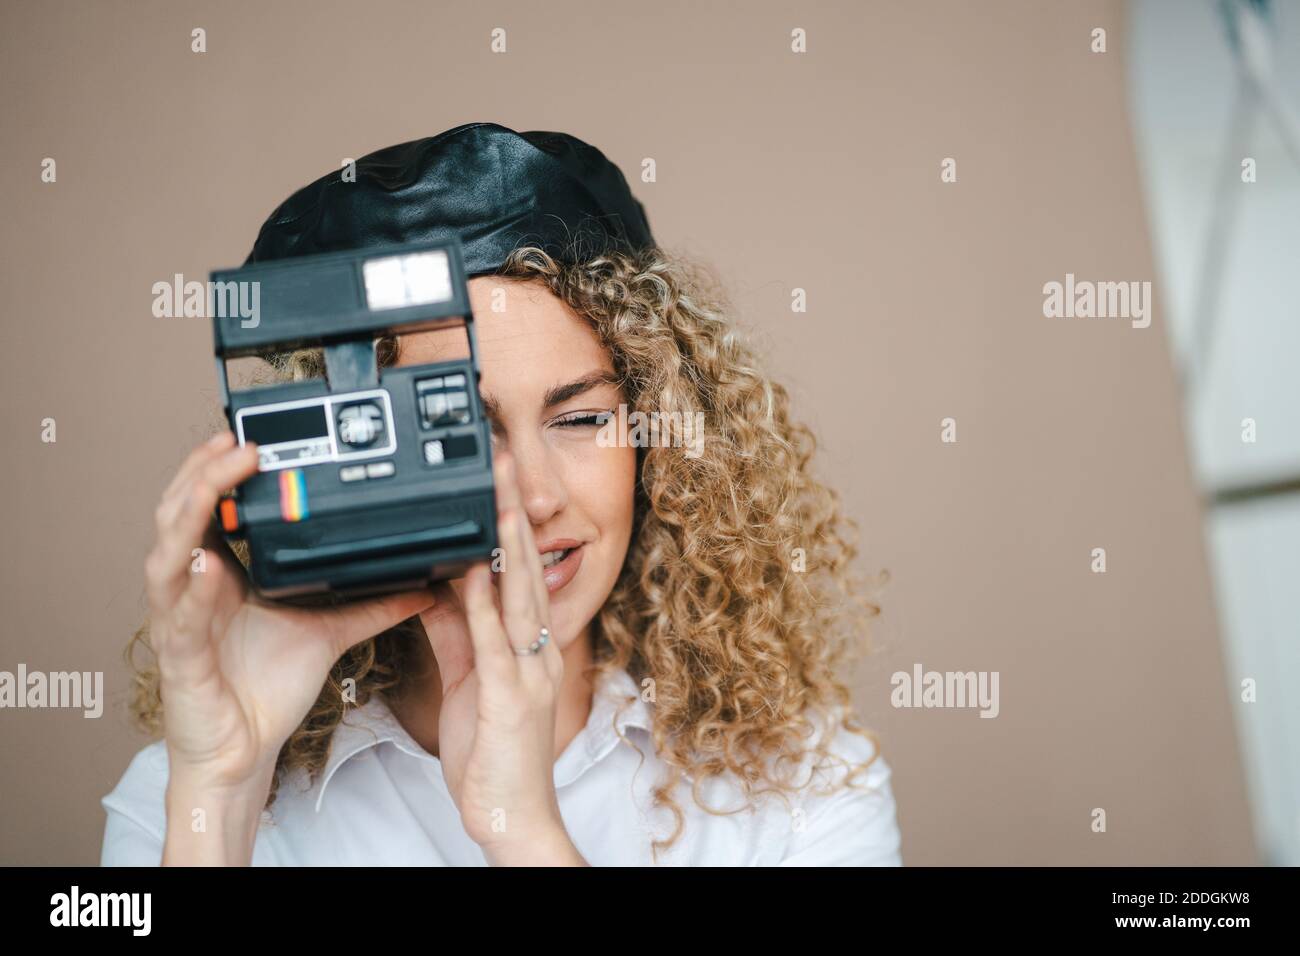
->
[210,238,498,601]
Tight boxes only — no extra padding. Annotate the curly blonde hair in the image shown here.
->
[127,243,885,857]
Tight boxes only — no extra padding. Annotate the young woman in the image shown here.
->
[101,124,901,866]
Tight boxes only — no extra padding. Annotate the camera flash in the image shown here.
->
[363,251,452,311]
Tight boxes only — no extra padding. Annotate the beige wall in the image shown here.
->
[0,0,1254,864]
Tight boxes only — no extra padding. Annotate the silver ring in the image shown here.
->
[514,626,550,656]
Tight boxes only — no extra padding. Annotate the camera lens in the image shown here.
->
[336,402,386,447]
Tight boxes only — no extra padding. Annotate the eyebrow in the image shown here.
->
[480,369,621,421]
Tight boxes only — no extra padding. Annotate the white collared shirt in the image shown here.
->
[100,667,902,866]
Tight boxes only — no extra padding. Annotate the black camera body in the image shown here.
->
[210,238,497,601]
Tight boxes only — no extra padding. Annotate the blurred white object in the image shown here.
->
[1130,0,1300,867]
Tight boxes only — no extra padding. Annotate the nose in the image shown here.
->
[505,434,567,529]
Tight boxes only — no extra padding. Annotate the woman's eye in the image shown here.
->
[554,411,613,428]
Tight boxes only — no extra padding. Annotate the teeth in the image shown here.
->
[540,549,570,568]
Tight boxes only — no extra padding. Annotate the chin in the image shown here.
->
[547,589,600,651]
[546,557,617,652]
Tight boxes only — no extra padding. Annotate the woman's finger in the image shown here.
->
[156,431,237,532]
[196,521,251,635]
[492,452,559,687]
[493,454,545,650]
[511,487,554,633]
[148,443,260,609]
[161,430,235,501]
[461,562,517,687]
[507,486,562,681]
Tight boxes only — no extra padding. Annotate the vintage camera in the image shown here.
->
[210,238,497,601]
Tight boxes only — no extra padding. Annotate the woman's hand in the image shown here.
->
[417,451,585,865]
[146,431,436,863]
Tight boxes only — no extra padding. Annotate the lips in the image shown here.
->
[539,548,573,568]
[535,539,584,594]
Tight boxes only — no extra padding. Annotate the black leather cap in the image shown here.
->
[244,122,655,274]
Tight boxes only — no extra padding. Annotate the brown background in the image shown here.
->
[0,0,1255,865]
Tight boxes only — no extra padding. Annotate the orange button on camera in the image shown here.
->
[218,496,240,532]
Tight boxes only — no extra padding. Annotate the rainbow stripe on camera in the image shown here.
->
[279,468,309,522]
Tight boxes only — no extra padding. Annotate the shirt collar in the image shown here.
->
[314,665,653,812]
